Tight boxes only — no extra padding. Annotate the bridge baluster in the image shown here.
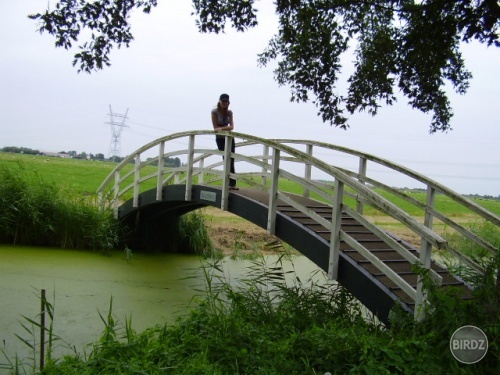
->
[304,143,313,199]
[415,185,437,320]
[357,157,367,214]
[113,170,120,202]
[328,179,344,280]
[220,135,234,210]
[267,147,280,234]
[261,144,269,186]
[199,158,204,184]
[185,135,195,201]
[133,153,141,208]
[156,141,165,201]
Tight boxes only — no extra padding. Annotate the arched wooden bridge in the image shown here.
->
[97,131,499,325]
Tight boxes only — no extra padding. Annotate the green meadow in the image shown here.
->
[1,151,498,215]
[0,153,212,255]
[0,152,125,194]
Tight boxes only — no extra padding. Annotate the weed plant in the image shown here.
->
[442,219,499,290]
[444,219,499,261]
[0,289,61,375]
[0,163,120,252]
[22,256,497,375]
[178,210,220,258]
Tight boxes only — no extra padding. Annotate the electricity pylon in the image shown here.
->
[106,105,129,162]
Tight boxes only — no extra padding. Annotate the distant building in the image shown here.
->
[41,151,71,158]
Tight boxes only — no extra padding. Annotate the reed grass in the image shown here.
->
[0,163,120,252]
[0,157,218,255]
[178,210,219,258]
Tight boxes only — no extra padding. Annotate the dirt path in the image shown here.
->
[203,207,290,257]
[203,207,435,257]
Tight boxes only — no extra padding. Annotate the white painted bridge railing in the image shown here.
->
[97,130,499,317]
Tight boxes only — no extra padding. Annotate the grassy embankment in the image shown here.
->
[0,153,213,255]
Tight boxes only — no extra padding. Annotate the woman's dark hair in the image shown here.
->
[216,101,230,118]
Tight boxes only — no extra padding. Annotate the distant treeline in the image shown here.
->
[1,146,181,167]
[399,187,499,201]
[2,146,42,155]
[1,146,106,160]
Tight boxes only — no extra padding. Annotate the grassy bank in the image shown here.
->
[0,163,120,251]
[0,157,213,256]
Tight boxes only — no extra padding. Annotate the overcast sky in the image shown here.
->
[1,1,499,196]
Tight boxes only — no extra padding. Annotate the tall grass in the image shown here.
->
[441,219,499,291]
[18,256,496,374]
[0,163,120,252]
[0,163,214,255]
[178,210,220,258]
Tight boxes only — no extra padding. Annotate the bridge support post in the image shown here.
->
[185,135,195,201]
[357,157,367,214]
[415,186,436,320]
[267,148,280,234]
[328,179,344,280]
[156,141,165,201]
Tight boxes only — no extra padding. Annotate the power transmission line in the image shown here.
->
[106,105,129,162]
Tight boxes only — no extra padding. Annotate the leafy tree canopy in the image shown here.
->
[29,0,500,133]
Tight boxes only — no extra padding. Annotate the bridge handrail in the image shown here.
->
[267,139,498,273]
[97,130,496,254]
[271,139,499,226]
[237,137,498,261]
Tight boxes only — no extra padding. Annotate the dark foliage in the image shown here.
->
[29,1,500,132]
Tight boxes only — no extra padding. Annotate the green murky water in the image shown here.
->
[0,246,322,366]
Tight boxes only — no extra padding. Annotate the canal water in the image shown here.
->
[0,245,323,368]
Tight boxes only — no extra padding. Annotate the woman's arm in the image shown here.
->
[212,112,234,132]
[227,112,234,131]
[212,113,220,131]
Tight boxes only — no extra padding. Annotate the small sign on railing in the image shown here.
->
[200,190,217,203]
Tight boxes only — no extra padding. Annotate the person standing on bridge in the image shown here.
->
[212,93,238,190]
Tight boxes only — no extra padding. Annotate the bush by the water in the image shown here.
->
[0,162,214,256]
[0,163,120,251]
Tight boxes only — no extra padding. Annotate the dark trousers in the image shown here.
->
[216,137,236,187]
